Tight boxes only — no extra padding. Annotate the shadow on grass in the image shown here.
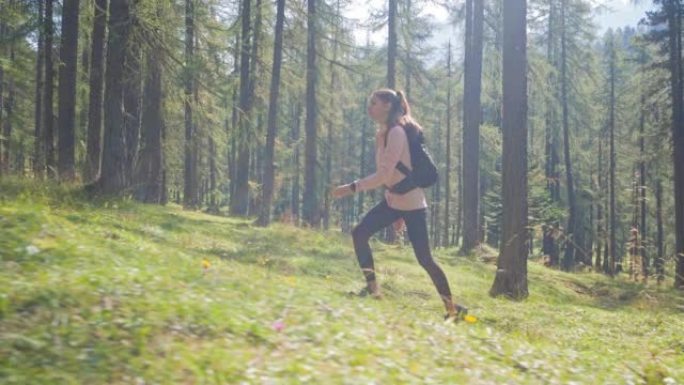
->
[535,270,684,313]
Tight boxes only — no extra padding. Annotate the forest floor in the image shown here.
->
[1,179,683,385]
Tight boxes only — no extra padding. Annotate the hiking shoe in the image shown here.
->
[348,286,382,299]
[444,304,469,323]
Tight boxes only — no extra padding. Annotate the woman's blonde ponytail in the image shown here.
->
[396,90,410,116]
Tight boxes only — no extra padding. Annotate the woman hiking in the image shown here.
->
[332,88,468,322]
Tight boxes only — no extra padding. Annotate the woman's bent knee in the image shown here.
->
[352,224,367,242]
[418,257,439,271]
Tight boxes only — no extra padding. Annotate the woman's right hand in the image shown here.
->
[392,218,405,233]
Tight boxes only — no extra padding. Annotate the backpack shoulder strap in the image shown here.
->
[396,162,411,176]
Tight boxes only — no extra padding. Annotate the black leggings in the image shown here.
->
[352,199,452,300]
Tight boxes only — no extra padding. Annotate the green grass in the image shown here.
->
[1,179,683,384]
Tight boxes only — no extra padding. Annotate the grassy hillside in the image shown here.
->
[1,180,683,385]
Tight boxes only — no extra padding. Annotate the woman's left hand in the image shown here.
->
[332,184,354,199]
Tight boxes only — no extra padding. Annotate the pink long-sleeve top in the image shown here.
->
[355,125,428,211]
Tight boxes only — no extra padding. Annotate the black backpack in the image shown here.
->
[385,125,438,194]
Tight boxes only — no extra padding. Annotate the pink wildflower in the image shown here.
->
[271,319,285,332]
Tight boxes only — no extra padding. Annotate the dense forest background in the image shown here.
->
[0,0,682,290]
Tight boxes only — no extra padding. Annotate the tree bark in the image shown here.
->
[303,0,320,227]
[560,0,578,272]
[208,135,217,211]
[357,97,368,221]
[43,0,56,178]
[33,0,45,178]
[96,0,131,195]
[247,0,263,216]
[124,42,142,187]
[228,34,239,202]
[444,42,453,247]
[461,0,484,254]
[387,0,397,88]
[455,114,462,246]
[608,31,617,276]
[595,131,604,271]
[292,102,302,224]
[403,0,412,97]
[0,13,4,174]
[133,40,164,204]
[183,0,199,208]
[57,0,80,181]
[655,179,665,284]
[257,0,285,226]
[2,16,16,175]
[543,0,560,267]
[638,94,648,281]
[490,0,528,299]
[84,0,107,182]
[230,0,253,215]
[666,1,684,289]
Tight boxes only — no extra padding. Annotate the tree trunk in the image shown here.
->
[229,83,237,200]
[638,95,648,281]
[183,0,198,208]
[323,0,340,230]
[78,43,90,168]
[543,0,560,267]
[303,0,320,227]
[227,34,239,202]
[455,117,462,246]
[247,0,263,216]
[403,0,412,98]
[44,0,56,178]
[133,40,164,204]
[2,19,16,175]
[160,106,167,208]
[292,102,302,224]
[461,0,484,255]
[432,176,441,248]
[324,121,332,229]
[124,42,142,187]
[655,179,665,284]
[667,1,684,289]
[608,31,618,276]
[57,0,80,181]
[545,0,560,202]
[257,0,285,226]
[444,43,453,247]
[0,14,4,174]
[96,0,131,195]
[560,0,577,272]
[208,118,217,211]
[596,132,604,271]
[490,0,528,300]
[33,0,45,178]
[230,0,253,215]
[387,0,397,88]
[357,98,368,221]
[84,0,107,182]
[630,169,639,280]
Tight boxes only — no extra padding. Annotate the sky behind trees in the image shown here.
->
[346,0,653,49]
[595,0,653,31]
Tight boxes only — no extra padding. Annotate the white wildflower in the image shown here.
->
[25,245,40,256]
